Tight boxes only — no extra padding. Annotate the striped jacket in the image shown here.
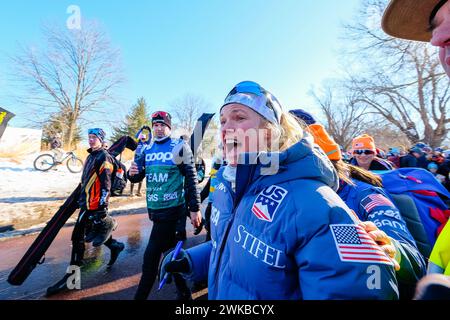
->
[78,148,114,211]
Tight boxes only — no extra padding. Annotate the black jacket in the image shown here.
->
[400,153,418,168]
[79,148,114,211]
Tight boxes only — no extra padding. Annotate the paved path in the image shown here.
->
[0,212,208,300]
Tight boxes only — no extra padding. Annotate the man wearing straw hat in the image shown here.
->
[382,0,450,299]
[382,0,450,77]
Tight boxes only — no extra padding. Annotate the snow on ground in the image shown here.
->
[0,154,82,201]
[0,153,210,235]
[0,154,83,226]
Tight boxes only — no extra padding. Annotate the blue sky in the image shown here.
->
[0,0,361,131]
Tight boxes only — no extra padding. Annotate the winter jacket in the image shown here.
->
[351,157,395,171]
[400,154,418,168]
[78,148,114,211]
[338,180,426,298]
[187,137,399,300]
[428,220,450,275]
[416,155,429,170]
[129,136,200,220]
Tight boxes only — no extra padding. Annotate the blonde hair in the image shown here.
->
[262,111,305,152]
[332,160,383,187]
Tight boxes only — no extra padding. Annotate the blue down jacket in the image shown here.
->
[187,137,399,300]
[338,180,426,297]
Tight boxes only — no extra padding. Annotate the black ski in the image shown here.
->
[8,185,81,286]
[189,113,215,161]
[7,136,137,286]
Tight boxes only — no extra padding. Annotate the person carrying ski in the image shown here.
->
[46,128,125,296]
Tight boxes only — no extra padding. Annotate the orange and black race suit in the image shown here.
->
[78,148,114,211]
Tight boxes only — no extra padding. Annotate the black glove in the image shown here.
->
[165,257,191,274]
[88,207,108,222]
[158,249,192,285]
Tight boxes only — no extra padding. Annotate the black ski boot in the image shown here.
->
[84,221,96,243]
[176,289,193,301]
[107,240,125,267]
[174,273,192,300]
[92,215,118,247]
[45,273,71,297]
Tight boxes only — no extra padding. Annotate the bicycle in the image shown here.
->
[33,151,84,173]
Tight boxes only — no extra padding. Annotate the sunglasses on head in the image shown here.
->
[152,111,171,119]
[353,149,375,155]
[224,81,282,124]
[88,128,102,135]
[227,81,266,98]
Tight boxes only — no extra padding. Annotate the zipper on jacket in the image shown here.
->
[212,164,257,296]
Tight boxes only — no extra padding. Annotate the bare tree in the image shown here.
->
[311,84,372,149]
[198,118,220,159]
[342,0,450,147]
[169,94,212,134]
[10,21,124,148]
[365,125,411,151]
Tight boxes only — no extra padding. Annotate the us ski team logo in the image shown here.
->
[252,185,288,222]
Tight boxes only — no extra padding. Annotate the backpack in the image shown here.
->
[110,153,128,197]
[381,168,450,249]
[96,150,128,197]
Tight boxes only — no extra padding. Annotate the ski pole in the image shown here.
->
[158,240,184,291]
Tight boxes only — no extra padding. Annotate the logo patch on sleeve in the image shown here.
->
[361,194,395,213]
[251,185,288,222]
[330,224,393,266]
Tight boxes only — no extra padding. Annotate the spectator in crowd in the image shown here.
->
[309,123,426,299]
[130,130,151,197]
[387,147,401,169]
[350,134,395,171]
[50,133,64,163]
[400,147,420,168]
[382,0,450,300]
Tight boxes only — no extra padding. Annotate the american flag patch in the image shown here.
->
[361,194,394,213]
[330,224,393,266]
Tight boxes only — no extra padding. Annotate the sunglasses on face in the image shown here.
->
[353,150,375,155]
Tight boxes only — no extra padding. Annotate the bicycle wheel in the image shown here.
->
[66,156,84,173]
[34,154,56,172]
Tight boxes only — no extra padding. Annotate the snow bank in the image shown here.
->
[0,154,81,226]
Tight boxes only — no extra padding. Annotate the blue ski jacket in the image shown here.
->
[187,137,399,300]
[338,180,426,294]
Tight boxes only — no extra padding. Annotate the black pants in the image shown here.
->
[204,202,212,241]
[70,210,115,266]
[134,217,190,300]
